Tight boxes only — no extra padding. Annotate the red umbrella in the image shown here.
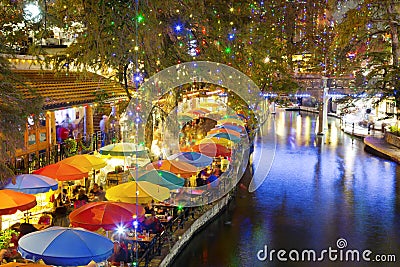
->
[33,161,88,181]
[69,201,145,231]
[0,189,37,215]
[187,143,232,157]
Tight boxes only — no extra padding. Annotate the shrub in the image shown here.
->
[389,125,400,136]
[0,228,17,249]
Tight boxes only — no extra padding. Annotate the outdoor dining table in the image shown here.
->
[122,233,156,243]
[155,215,173,224]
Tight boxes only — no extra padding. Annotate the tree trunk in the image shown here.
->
[123,64,132,100]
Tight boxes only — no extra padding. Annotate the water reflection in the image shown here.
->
[173,111,400,267]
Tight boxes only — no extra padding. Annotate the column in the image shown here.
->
[85,105,94,138]
[50,111,56,145]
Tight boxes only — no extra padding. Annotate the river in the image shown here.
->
[172,110,400,267]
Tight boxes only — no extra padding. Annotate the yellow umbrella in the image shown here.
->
[105,181,170,203]
[199,102,219,108]
[195,137,234,148]
[217,118,245,126]
[61,154,107,171]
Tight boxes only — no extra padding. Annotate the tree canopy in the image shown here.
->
[0,0,44,182]
[44,0,339,95]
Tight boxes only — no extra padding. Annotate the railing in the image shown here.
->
[340,117,384,137]
[128,209,192,267]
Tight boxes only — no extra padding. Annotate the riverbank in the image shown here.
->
[293,107,396,162]
[364,136,400,164]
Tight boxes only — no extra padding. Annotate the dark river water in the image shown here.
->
[172,110,400,267]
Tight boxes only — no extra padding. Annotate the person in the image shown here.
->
[53,189,70,209]
[89,183,101,197]
[99,115,109,147]
[206,169,220,194]
[74,189,89,208]
[108,241,128,265]
[98,185,107,201]
[142,212,162,234]
[144,200,154,214]
[62,113,71,128]
[196,172,205,187]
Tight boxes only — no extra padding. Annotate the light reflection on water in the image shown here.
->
[173,111,400,267]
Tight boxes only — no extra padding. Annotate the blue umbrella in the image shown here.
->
[167,152,213,168]
[18,226,113,266]
[4,174,58,194]
[137,170,185,190]
[207,132,241,143]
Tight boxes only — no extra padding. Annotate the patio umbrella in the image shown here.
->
[206,132,241,143]
[145,160,197,178]
[196,137,234,148]
[99,142,148,157]
[216,123,246,133]
[69,201,145,231]
[33,162,88,181]
[106,181,171,203]
[0,189,37,215]
[4,174,58,194]
[60,154,107,171]
[207,127,241,137]
[178,113,195,123]
[137,170,185,190]
[167,151,213,168]
[217,118,245,126]
[221,115,245,121]
[199,102,219,108]
[18,226,114,266]
[187,143,232,158]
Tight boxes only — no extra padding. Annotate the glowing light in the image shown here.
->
[116,225,125,234]
[225,47,232,54]
[174,24,183,32]
[137,14,144,23]
[24,3,42,22]
[132,220,138,229]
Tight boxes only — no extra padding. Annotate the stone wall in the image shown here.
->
[385,132,400,148]
[160,192,233,267]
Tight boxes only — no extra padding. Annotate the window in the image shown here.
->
[28,134,36,145]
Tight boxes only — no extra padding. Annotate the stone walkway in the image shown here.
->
[364,136,400,164]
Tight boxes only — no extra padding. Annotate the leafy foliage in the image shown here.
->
[0,1,44,182]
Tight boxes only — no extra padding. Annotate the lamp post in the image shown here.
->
[317,77,329,135]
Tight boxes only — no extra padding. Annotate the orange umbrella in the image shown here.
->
[0,189,37,215]
[187,143,232,158]
[33,162,88,181]
[61,154,107,171]
[145,160,197,178]
[207,128,241,137]
[69,201,145,231]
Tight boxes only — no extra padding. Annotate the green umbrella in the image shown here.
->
[137,170,185,190]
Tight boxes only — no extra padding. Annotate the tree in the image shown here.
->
[0,0,44,183]
[45,0,308,95]
[330,0,400,111]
